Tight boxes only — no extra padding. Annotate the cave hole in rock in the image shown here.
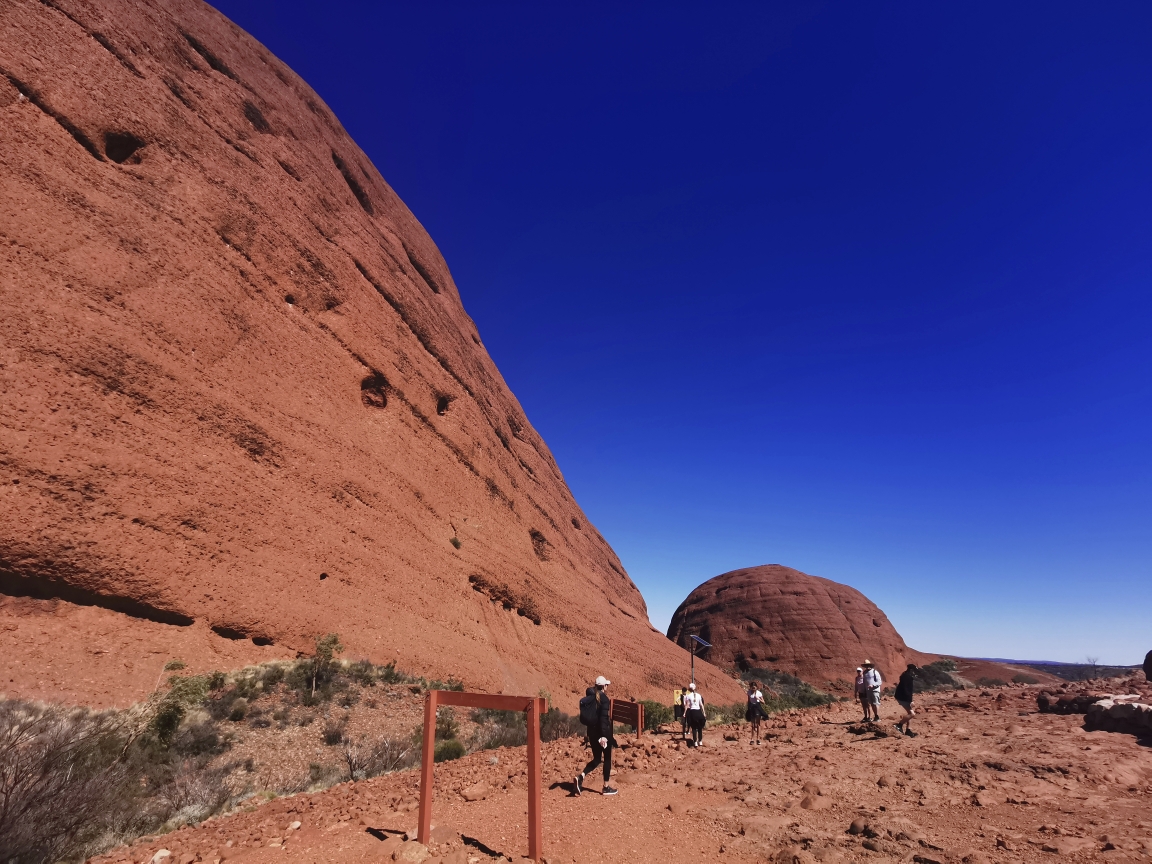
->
[251,635,274,646]
[284,294,295,305]
[183,32,238,80]
[243,100,271,133]
[331,150,374,215]
[571,517,581,529]
[360,371,388,409]
[103,131,145,164]
[319,572,329,581]
[436,394,452,416]
[212,625,246,640]
[529,529,550,561]
[277,159,299,180]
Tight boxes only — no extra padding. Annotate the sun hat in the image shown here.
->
[862,659,874,667]
[595,675,610,686]
[688,682,696,690]
[856,667,863,672]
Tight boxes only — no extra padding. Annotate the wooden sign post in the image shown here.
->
[418,691,546,861]
[610,698,644,736]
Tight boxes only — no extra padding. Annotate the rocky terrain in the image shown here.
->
[92,679,1152,864]
[0,0,741,708]
[667,565,937,688]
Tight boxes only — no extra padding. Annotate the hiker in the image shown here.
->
[745,680,770,744]
[854,667,868,722]
[674,686,686,738]
[683,682,706,747]
[894,664,918,737]
[575,675,618,796]
[861,660,882,722]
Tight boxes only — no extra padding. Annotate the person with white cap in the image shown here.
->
[682,682,706,747]
[861,660,882,722]
[574,675,618,796]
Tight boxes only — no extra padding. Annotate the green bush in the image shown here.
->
[1011,673,1039,685]
[436,707,459,741]
[976,677,1007,688]
[741,669,836,710]
[434,739,466,762]
[540,708,583,741]
[640,700,673,731]
[228,697,248,722]
[915,660,961,692]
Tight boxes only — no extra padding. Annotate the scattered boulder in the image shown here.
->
[1084,697,1152,735]
[461,782,488,802]
[392,841,429,863]
[428,824,460,845]
[1144,650,1151,681]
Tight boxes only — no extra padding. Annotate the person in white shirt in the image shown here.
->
[683,683,706,747]
[744,680,775,744]
[861,660,882,722]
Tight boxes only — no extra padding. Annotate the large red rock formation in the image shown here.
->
[0,0,742,708]
[667,565,932,688]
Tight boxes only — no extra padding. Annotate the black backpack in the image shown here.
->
[578,691,599,727]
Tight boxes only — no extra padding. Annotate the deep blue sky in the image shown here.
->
[214,2,1152,664]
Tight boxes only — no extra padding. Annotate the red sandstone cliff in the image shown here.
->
[0,0,742,708]
[667,565,933,688]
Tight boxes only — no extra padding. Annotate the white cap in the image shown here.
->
[688,682,696,690]
[595,675,610,687]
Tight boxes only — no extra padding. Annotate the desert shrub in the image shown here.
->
[471,708,528,750]
[260,664,285,688]
[711,703,748,725]
[0,701,135,864]
[228,698,248,722]
[425,677,465,692]
[346,659,376,687]
[977,677,1007,688]
[434,739,466,762]
[915,660,961,692]
[207,671,227,691]
[322,716,346,745]
[640,700,673,731]
[541,707,583,741]
[741,669,836,710]
[436,707,460,741]
[1012,673,1040,685]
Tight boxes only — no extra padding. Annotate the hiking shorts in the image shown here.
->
[896,698,912,712]
[867,689,881,706]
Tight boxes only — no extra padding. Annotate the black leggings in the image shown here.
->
[686,708,705,744]
[582,735,612,782]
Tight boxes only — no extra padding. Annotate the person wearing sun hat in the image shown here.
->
[574,675,618,796]
[861,660,882,722]
[854,666,868,723]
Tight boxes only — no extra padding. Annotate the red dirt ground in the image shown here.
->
[92,681,1152,864]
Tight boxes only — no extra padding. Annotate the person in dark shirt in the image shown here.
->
[894,664,918,737]
[575,676,618,796]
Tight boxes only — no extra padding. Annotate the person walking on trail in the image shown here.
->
[894,664,918,737]
[683,682,706,747]
[854,667,868,722]
[674,687,686,738]
[672,686,681,741]
[575,675,618,796]
[861,660,882,722]
[745,680,771,744]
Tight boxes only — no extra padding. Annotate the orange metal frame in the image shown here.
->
[417,691,546,861]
